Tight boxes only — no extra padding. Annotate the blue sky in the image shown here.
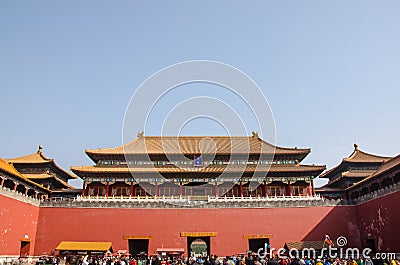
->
[1,1,399,187]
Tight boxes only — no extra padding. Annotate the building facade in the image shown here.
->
[72,133,325,200]
[1,137,400,258]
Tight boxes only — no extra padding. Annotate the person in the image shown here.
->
[66,256,79,265]
[290,260,301,265]
[323,260,330,265]
[226,257,235,265]
[81,256,89,265]
[246,254,254,265]
[130,259,138,265]
[267,257,279,265]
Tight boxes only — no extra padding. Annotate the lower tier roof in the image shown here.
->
[71,164,326,175]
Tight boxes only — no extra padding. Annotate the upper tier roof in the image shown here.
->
[6,145,52,164]
[0,158,50,191]
[85,133,311,162]
[347,153,400,190]
[5,145,77,179]
[320,143,391,179]
[342,144,391,163]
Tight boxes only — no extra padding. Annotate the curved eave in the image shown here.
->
[315,187,344,193]
[85,150,311,164]
[343,149,391,163]
[0,168,50,193]
[5,151,52,164]
[24,174,75,189]
[50,163,78,180]
[71,164,326,176]
[346,154,400,191]
[319,160,384,179]
[6,152,77,180]
[85,149,311,157]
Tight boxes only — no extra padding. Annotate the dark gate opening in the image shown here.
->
[366,239,376,253]
[248,239,270,256]
[20,241,31,257]
[128,239,149,256]
[187,237,210,258]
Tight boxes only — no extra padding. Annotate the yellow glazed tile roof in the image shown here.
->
[86,135,310,156]
[55,241,112,251]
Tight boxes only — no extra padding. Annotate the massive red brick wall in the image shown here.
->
[3,190,398,257]
[34,206,360,256]
[0,194,40,256]
[356,190,400,252]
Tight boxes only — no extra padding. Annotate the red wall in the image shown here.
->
[356,190,400,252]
[3,190,398,257]
[0,194,40,256]
[34,205,360,256]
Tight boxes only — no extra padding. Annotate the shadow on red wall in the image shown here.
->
[301,205,361,248]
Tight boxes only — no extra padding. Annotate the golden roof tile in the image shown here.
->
[85,135,310,156]
[0,159,50,192]
[22,173,75,189]
[285,241,324,250]
[346,153,400,190]
[5,146,77,179]
[5,145,52,164]
[71,164,326,174]
[320,144,391,179]
[343,144,391,163]
[55,241,112,251]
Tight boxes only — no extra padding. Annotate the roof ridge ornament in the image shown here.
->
[354,143,359,151]
[37,145,43,154]
[137,131,144,138]
[251,131,259,139]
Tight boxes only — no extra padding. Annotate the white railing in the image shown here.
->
[353,182,400,204]
[40,192,345,208]
[69,193,323,203]
[0,186,41,206]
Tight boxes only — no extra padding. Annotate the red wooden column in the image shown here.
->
[307,181,312,196]
[130,182,134,197]
[13,182,18,191]
[179,181,183,196]
[155,182,159,197]
[82,181,86,197]
[311,180,315,196]
[287,182,292,196]
[263,181,267,197]
[106,182,109,198]
[215,183,219,197]
[239,181,243,197]
[0,177,4,187]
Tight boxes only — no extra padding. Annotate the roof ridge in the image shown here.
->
[345,143,391,161]
[85,136,311,154]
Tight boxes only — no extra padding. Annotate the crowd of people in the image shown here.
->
[59,253,399,265]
